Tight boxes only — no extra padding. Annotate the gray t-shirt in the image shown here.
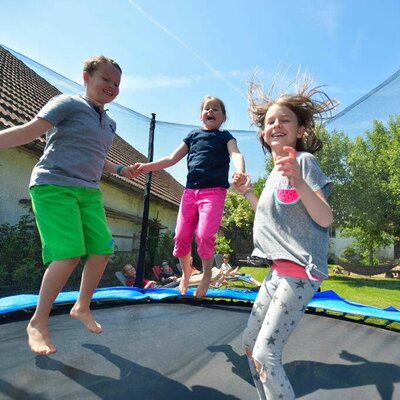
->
[253,152,332,279]
[30,94,116,188]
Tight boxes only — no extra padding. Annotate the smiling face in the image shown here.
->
[200,98,226,130]
[262,104,305,158]
[83,62,121,107]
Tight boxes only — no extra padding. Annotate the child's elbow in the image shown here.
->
[319,211,333,228]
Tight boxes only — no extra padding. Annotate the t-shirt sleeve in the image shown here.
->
[300,153,332,198]
[183,130,195,148]
[224,130,235,142]
[37,94,73,126]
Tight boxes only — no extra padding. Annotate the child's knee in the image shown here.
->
[244,346,267,383]
[243,345,253,358]
[196,235,215,259]
[251,354,267,382]
[52,256,81,268]
[88,254,109,263]
[173,238,192,258]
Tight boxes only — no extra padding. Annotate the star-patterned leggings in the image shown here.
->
[242,270,320,400]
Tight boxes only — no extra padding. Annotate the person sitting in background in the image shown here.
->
[122,264,157,289]
[159,261,178,285]
[220,254,240,276]
[214,255,261,288]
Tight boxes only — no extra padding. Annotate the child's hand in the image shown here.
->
[275,146,303,187]
[121,165,140,179]
[232,171,247,187]
[232,172,252,195]
[131,163,146,178]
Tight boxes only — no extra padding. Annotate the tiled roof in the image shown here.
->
[0,45,183,207]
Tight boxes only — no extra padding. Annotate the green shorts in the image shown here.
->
[30,185,114,264]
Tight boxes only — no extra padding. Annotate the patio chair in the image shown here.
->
[152,265,162,281]
[115,271,127,286]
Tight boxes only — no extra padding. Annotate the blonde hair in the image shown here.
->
[122,264,135,275]
[83,55,122,75]
[247,73,338,154]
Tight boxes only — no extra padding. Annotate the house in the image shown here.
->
[0,45,184,256]
[329,228,395,262]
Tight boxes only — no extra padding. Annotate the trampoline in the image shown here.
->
[0,288,399,400]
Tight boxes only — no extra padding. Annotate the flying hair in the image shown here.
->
[247,70,339,154]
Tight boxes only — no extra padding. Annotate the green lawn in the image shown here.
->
[236,265,400,331]
[238,265,400,309]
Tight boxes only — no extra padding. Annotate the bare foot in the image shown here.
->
[27,321,57,355]
[70,308,102,334]
[194,274,211,298]
[179,275,190,295]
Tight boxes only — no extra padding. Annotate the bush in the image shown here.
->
[0,214,44,293]
[0,213,157,294]
[341,242,380,265]
[215,235,233,255]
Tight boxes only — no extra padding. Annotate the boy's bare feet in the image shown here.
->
[70,308,102,334]
[194,272,212,298]
[27,321,57,355]
[179,275,190,295]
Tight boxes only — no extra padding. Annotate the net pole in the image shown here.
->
[136,113,156,287]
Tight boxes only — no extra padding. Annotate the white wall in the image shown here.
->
[0,147,179,253]
[329,230,394,260]
[0,148,36,225]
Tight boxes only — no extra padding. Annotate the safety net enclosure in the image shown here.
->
[327,68,400,138]
[2,45,264,186]
[1,45,400,400]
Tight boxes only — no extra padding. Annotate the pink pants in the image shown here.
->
[173,187,227,259]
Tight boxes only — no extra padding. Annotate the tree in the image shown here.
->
[318,120,400,264]
[222,191,254,237]
[220,177,266,258]
[219,118,400,265]
[317,129,353,227]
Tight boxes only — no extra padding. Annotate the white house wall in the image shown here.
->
[330,231,394,260]
[1,147,179,253]
[0,148,36,225]
[100,182,178,252]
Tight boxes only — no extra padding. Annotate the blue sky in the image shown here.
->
[2,0,400,184]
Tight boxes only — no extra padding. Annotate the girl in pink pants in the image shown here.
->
[133,96,246,297]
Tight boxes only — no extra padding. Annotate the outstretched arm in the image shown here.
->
[133,142,188,176]
[0,117,53,148]
[103,160,138,179]
[232,173,259,211]
[227,139,245,174]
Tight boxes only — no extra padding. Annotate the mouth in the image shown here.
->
[206,116,215,121]
[104,89,114,97]
[271,132,285,138]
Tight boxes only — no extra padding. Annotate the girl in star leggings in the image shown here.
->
[233,72,337,399]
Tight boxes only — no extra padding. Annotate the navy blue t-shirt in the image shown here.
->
[183,128,235,189]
